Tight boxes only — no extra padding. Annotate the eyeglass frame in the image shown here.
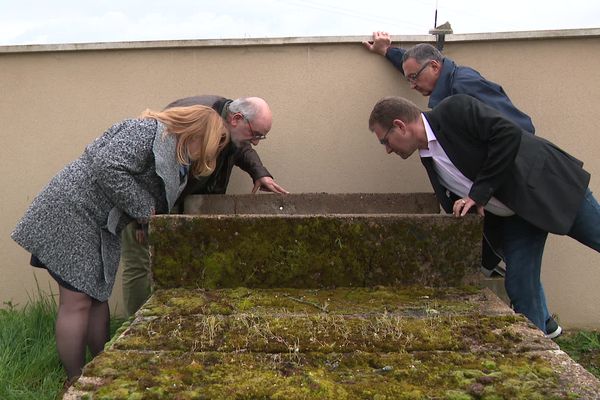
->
[242,114,267,141]
[379,124,395,145]
[405,60,431,83]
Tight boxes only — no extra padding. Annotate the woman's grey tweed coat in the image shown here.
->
[12,118,186,301]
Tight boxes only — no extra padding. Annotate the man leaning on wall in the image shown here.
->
[121,95,289,317]
[363,31,561,338]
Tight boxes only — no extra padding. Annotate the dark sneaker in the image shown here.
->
[545,316,563,339]
[481,261,506,278]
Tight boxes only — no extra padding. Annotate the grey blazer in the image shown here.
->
[12,118,184,301]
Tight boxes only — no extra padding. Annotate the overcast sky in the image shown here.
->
[1,0,598,46]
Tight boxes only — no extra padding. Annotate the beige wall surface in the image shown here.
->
[1,30,599,327]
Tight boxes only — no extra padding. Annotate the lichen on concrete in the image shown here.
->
[118,287,547,355]
[139,286,483,318]
[74,349,579,399]
[149,214,483,290]
[62,198,600,399]
[115,312,530,354]
[65,285,600,399]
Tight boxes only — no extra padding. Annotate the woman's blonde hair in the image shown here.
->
[141,105,229,177]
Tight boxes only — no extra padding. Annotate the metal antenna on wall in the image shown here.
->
[429,0,452,51]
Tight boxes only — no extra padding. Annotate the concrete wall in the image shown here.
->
[1,29,599,327]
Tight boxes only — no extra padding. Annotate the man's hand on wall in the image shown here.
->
[453,197,484,217]
[252,177,289,194]
[362,31,392,56]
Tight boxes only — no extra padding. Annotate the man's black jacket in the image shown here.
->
[166,95,271,211]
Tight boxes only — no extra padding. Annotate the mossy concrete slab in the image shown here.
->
[138,287,504,318]
[183,193,441,215]
[150,214,483,290]
[67,350,600,400]
[64,287,600,399]
[62,191,600,398]
[113,288,550,355]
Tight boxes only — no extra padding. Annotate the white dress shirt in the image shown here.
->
[418,114,514,217]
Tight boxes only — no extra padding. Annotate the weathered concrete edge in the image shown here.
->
[540,349,600,399]
[183,192,440,215]
[137,287,513,318]
[3,28,599,54]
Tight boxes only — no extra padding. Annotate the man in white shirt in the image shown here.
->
[368,94,600,338]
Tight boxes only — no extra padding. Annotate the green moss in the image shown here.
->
[115,309,529,354]
[73,211,596,399]
[82,285,591,398]
[77,350,575,399]
[141,287,488,318]
[149,215,482,290]
[104,319,131,349]
[122,287,541,356]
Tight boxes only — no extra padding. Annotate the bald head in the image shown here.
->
[247,97,272,132]
[227,97,273,145]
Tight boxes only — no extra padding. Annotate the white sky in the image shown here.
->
[1,0,598,46]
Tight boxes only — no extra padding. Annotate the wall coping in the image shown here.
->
[1,28,599,54]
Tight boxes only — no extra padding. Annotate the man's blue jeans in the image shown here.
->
[502,188,600,332]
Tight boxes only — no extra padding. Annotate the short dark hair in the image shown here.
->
[402,43,443,65]
[369,96,421,131]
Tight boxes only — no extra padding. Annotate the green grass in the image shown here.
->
[555,330,600,379]
[0,290,125,400]
[0,293,63,400]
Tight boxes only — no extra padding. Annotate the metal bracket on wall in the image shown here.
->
[429,21,453,52]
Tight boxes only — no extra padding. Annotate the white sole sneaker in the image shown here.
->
[545,325,563,339]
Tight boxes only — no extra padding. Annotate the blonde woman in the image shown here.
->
[12,105,228,382]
